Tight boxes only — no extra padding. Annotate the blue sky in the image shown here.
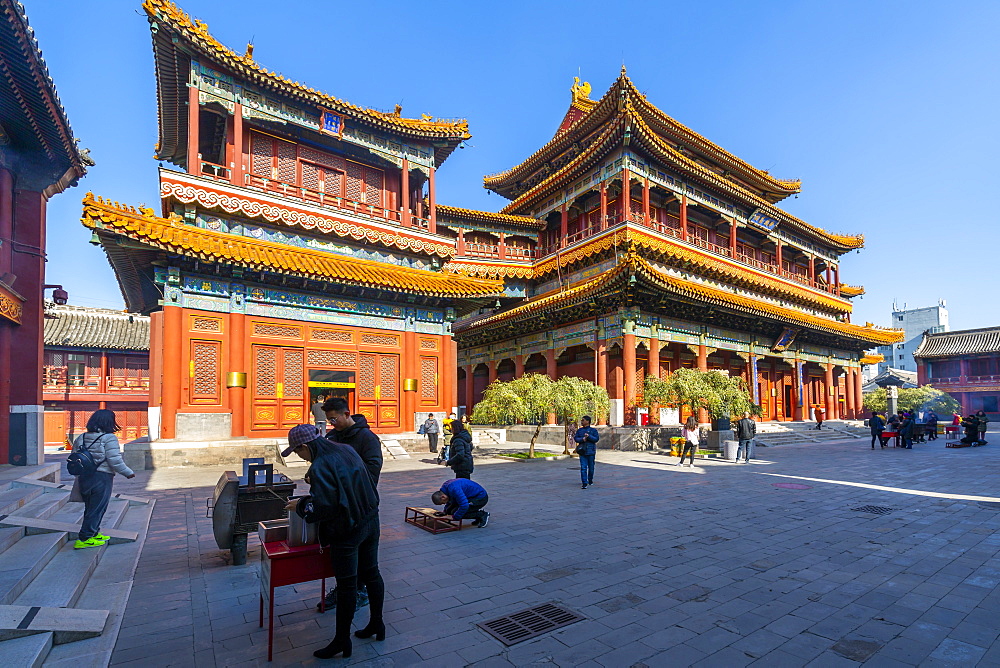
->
[28,0,1000,331]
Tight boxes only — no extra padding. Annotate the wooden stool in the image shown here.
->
[405,507,467,534]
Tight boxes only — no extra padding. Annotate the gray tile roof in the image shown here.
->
[43,305,149,351]
[913,326,1000,359]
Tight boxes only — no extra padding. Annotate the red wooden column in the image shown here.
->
[487,360,498,384]
[791,361,802,422]
[599,182,608,231]
[834,265,841,296]
[623,331,636,414]
[854,369,863,417]
[228,312,247,437]
[448,339,459,412]
[230,103,244,186]
[401,331,419,431]
[824,362,834,419]
[514,354,524,378]
[642,177,651,226]
[457,228,466,255]
[729,220,738,257]
[161,305,184,439]
[697,344,709,423]
[463,364,474,414]
[559,204,568,248]
[775,240,783,272]
[680,195,689,241]
[187,84,200,175]
[428,167,437,233]
[621,168,631,223]
[545,348,557,380]
[845,367,856,419]
[826,266,832,291]
[400,159,411,227]
[498,232,507,259]
[809,256,816,287]
[647,337,659,379]
[596,340,608,425]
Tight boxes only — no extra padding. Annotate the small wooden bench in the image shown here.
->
[405,506,467,534]
[946,441,970,448]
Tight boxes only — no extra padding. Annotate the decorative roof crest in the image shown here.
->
[571,77,592,105]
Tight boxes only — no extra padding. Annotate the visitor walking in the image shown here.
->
[282,425,385,659]
[814,406,826,430]
[869,413,886,449]
[734,412,756,463]
[311,394,328,433]
[573,416,599,488]
[70,409,136,549]
[446,421,474,479]
[439,412,456,463]
[678,416,699,467]
[432,478,490,527]
[420,413,439,453]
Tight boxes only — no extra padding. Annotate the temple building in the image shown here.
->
[83,0,500,443]
[42,305,151,446]
[447,72,903,425]
[914,326,1000,419]
[0,0,89,464]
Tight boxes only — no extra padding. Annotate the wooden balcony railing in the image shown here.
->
[928,377,962,384]
[244,173,410,226]
[42,374,150,394]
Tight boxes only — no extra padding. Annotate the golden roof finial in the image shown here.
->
[571,76,592,104]
[244,42,254,60]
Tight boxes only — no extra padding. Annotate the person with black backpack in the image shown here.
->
[69,410,135,549]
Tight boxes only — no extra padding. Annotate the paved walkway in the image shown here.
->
[102,436,1000,667]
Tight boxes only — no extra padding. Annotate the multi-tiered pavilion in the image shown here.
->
[447,72,902,425]
[83,0,500,441]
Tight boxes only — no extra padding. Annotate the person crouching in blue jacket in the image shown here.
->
[574,416,600,489]
[432,478,490,527]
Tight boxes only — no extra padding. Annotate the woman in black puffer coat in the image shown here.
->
[447,426,474,479]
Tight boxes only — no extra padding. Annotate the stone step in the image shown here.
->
[0,631,51,667]
[9,492,69,522]
[12,500,130,611]
[0,534,66,605]
[0,527,24,557]
[42,499,155,667]
[0,605,108,644]
[0,487,43,516]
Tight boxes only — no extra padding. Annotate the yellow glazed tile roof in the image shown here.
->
[81,193,502,298]
[860,353,885,365]
[839,284,865,297]
[436,205,541,230]
[143,0,470,139]
[460,252,902,346]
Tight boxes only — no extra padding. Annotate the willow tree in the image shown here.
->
[863,385,960,416]
[471,373,609,456]
[642,368,758,423]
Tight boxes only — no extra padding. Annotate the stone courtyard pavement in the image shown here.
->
[102,436,1000,667]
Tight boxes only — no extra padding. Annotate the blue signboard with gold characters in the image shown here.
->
[747,208,780,232]
[319,108,344,137]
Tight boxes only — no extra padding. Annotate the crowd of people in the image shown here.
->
[867,408,990,449]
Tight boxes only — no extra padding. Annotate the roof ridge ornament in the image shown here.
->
[570,77,592,105]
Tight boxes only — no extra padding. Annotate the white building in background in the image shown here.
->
[876,300,949,374]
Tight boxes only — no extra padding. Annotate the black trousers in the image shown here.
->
[679,441,697,465]
[870,431,884,448]
[452,468,472,479]
[460,493,489,523]
[427,432,438,452]
[328,513,385,641]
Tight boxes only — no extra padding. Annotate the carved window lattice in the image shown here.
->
[301,161,321,191]
[282,348,304,398]
[255,347,277,396]
[380,355,398,398]
[419,338,437,350]
[254,322,301,338]
[277,139,297,184]
[191,341,220,400]
[311,329,352,342]
[307,350,357,368]
[250,133,272,177]
[346,161,364,201]
[192,317,221,332]
[421,357,437,399]
[359,355,376,398]
[299,145,346,172]
[364,167,383,207]
[361,333,398,346]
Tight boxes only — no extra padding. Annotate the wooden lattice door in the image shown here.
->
[357,353,399,430]
[252,345,306,430]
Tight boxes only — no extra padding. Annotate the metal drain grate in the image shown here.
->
[852,505,895,515]
[478,603,584,645]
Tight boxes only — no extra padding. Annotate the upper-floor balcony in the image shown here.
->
[460,240,536,261]
[929,374,1000,386]
[196,158,431,230]
[42,371,150,396]
[539,213,838,296]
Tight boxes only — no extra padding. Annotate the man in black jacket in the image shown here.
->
[317,397,383,612]
[283,425,385,659]
[446,424,474,479]
[734,412,756,463]
[869,413,886,449]
[323,397,382,486]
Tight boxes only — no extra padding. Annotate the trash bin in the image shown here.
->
[723,440,739,462]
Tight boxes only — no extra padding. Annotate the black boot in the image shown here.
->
[316,580,357,658]
[355,568,386,641]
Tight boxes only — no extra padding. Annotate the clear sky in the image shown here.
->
[27,0,1000,331]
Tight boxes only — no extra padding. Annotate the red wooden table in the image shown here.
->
[259,540,335,661]
[881,431,900,447]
